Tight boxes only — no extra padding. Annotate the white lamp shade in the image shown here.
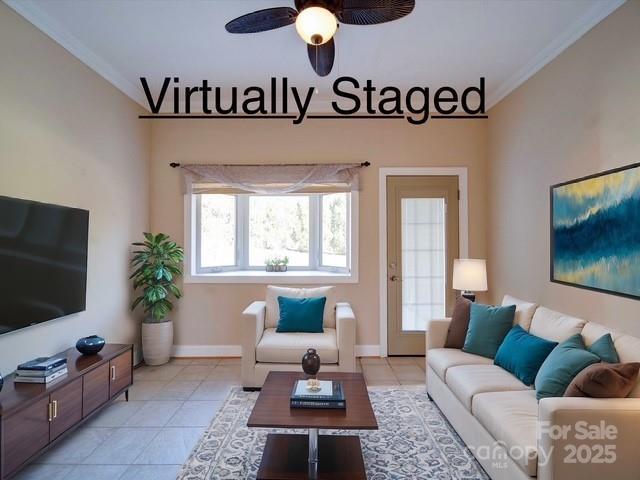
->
[295,7,337,45]
[453,259,488,292]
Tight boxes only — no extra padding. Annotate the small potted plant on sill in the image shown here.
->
[130,232,184,366]
[265,256,289,272]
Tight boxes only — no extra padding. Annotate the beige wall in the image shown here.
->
[488,2,640,336]
[6,0,634,362]
[150,119,488,349]
[0,4,150,373]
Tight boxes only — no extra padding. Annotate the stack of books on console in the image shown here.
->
[290,379,346,409]
[14,356,68,384]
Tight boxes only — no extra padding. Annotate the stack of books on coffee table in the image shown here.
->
[14,356,68,384]
[290,379,346,409]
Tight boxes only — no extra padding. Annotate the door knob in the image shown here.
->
[389,275,400,282]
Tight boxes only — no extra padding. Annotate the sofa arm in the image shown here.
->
[336,302,356,372]
[241,301,266,386]
[425,318,451,351]
[537,397,640,480]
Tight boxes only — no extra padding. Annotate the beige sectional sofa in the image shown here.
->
[426,295,640,480]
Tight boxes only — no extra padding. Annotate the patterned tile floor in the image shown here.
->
[14,357,425,480]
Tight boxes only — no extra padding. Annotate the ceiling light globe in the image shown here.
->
[295,7,337,45]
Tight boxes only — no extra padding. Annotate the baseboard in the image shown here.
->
[171,344,381,358]
[171,345,242,357]
[355,345,381,357]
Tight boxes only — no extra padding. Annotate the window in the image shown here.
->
[193,192,354,276]
[199,194,235,268]
[322,193,348,268]
[249,195,310,267]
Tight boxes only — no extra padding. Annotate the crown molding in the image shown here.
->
[486,0,625,110]
[5,0,625,114]
[3,0,149,110]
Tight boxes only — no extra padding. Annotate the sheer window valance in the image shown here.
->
[179,163,364,195]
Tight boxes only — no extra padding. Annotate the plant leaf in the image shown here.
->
[131,296,144,311]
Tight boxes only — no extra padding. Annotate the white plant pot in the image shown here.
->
[141,320,173,365]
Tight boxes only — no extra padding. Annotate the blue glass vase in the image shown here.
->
[76,335,105,355]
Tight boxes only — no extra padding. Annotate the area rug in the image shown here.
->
[178,387,488,479]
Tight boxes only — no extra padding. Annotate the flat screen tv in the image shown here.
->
[0,196,89,335]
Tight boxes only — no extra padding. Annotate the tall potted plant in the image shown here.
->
[130,232,184,365]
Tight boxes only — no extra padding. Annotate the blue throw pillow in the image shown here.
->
[534,334,601,400]
[462,303,516,359]
[276,296,326,333]
[588,334,619,363]
[494,325,558,386]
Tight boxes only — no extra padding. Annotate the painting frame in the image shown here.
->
[550,161,640,301]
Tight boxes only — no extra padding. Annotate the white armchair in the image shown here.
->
[241,286,357,389]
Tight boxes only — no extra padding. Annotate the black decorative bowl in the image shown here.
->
[76,335,105,355]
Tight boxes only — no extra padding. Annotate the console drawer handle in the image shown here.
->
[111,365,116,381]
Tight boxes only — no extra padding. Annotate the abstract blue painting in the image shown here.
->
[551,163,640,300]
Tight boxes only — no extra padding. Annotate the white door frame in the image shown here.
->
[378,167,469,357]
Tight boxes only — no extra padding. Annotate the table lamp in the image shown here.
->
[453,259,487,302]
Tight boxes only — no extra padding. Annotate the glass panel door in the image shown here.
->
[387,176,459,356]
[401,198,446,332]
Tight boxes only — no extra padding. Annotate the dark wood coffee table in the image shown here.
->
[248,371,378,480]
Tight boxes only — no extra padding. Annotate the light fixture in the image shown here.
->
[453,259,488,302]
[295,6,338,45]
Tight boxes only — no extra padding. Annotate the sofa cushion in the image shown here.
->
[463,303,516,359]
[581,321,621,346]
[446,364,530,411]
[256,327,338,364]
[613,334,640,397]
[502,294,538,331]
[265,286,336,329]
[494,325,557,386]
[473,390,539,477]
[529,306,586,343]
[427,348,493,381]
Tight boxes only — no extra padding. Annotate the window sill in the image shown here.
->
[184,270,358,284]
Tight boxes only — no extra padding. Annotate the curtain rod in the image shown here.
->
[169,161,370,168]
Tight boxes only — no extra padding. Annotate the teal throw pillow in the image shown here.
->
[276,296,326,333]
[494,325,558,386]
[463,303,516,359]
[587,334,619,363]
[534,334,601,400]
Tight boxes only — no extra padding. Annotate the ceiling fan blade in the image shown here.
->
[307,38,336,77]
[307,38,335,77]
[225,7,298,34]
[337,0,415,25]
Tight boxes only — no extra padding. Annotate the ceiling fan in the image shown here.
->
[225,0,415,77]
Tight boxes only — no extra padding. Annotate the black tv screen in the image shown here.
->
[0,196,89,335]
